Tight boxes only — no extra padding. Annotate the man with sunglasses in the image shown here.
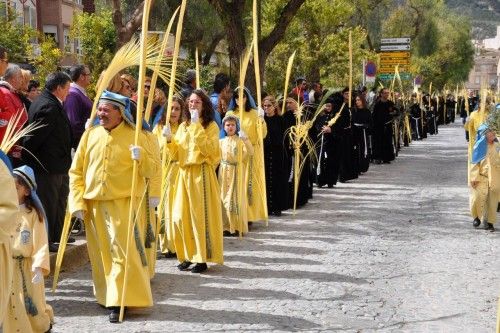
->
[64,64,92,149]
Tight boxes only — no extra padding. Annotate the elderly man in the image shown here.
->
[68,91,160,323]
[0,64,28,161]
[64,65,92,149]
[23,72,72,252]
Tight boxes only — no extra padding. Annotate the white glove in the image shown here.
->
[149,197,160,208]
[31,267,43,284]
[258,106,265,118]
[130,145,141,161]
[238,129,248,140]
[161,123,172,140]
[190,109,199,123]
[73,210,84,220]
[84,118,92,130]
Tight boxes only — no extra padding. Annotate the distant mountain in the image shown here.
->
[445,0,500,39]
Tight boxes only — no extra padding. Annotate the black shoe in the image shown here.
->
[484,222,494,232]
[472,218,481,228]
[382,160,391,164]
[177,261,192,271]
[67,237,76,244]
[327,184,334,188]
[191,263,208,273]
[230,231,240,237]
[48,243,59,253]
[317,183,324,188]
[223,230,232,237]
[272,211,282,216]
[109,306,124,323]
[164,251,177,259]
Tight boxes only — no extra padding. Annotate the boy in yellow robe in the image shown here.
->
[219,115,253,236]
[4,165,53,333]
[0,152,19,326]
[470,123,499,232]
[68,91,160,322]
[167,89,223,273]
[226,87,268,224]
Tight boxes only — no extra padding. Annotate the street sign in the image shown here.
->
[379,65,410,73]
[380,59,410,65]
[381,37,411,44]
[378,73,412,81]
[380,44,411,51]
[379,51,410,58]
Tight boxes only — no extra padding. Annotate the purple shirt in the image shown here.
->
[64,85,92,148]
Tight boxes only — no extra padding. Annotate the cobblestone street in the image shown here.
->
[46,123,499,332]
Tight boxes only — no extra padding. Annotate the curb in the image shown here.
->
[49,238,89,275]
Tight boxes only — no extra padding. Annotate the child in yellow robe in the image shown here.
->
[4,165,53,333]
[219,115,253,236]
[470,123,499,232]
[168,89,223,274]
[153,96,184,258]
[226,87,268,224]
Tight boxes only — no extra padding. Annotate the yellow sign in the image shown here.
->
[379,66,410,74]
[380,59,410,65]
[379,51,410,58]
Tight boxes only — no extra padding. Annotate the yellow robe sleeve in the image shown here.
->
[138,131,161,181]
[68,129,89,214]
[193,122,220,163]
[487,142,500,192]
[0,162,18,236]
[31,217,50,275]
[144,132,162,197]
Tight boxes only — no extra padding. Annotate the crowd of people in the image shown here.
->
[0,40,498,330]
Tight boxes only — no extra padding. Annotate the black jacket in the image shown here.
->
[23,89,73,174]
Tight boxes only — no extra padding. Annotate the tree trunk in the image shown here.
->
[111,0,156,49]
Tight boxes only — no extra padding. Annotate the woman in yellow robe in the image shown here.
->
[0,153,19,327]
[152,96,184,258]
[68,91,159,322]
[169,89,223,273]
[219,115,254,236]
[226,87,268,223]
[4,165,53,333]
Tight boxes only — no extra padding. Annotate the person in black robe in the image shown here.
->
[283,94,310,209]
[352,94,372,174]
[445,94,456,123]
[314,98,339,187]
[409,93,423,140]
[372,88,396,164]
[262,95,288,216]
[337,88,358,182]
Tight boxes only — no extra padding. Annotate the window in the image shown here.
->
[43,25,58,45]
[64,27,72,53]
[74,38,82,55]
[75,0,82,5]
[23,6,37,29]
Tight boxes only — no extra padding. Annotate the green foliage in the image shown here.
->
[28,37,62,86]
[71,10,117,98]
[0,4,37,63]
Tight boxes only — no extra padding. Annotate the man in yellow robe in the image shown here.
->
[0,152,19,327]
[68,91,160,323]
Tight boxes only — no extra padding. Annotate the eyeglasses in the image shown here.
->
[263,104,272,108]
[144,85,151,89]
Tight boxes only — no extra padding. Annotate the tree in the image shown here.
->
[29,37,62,86]
[110,0,154,49]
[71,10,117,97]
[0,4,36,63]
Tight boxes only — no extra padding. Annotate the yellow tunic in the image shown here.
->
[225,110,268,222]
[470,142,500,224]
[68,122,159,307]
[219,135,253,234]
[4,207,53,333]
[154,123,179,255]
[0,161,18,326]
[171,121,223,264]
[465,110,488,181]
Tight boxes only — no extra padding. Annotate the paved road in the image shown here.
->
[46,122,499,332]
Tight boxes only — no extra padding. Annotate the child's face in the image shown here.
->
[14,179,30,204]
[224,120,237,136]
[486,131,496,144]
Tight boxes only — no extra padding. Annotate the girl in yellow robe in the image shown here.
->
[226,87,268,224]
[152,95,184,258]
[0,152,18,327]
[219,115,253,236]
[169,89,223,273]
[4,165,53,333]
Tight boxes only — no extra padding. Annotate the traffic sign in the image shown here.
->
[380,59,410,65]
[381,37,411,44]
[378,73,412,81]
[380,44,411,51]
[365,61,376,77]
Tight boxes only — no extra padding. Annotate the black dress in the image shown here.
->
[314,111,339,187]
[352,107,372,173]
[372,100,396,163]
[264,114,289,215]
[409,102,423,140]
